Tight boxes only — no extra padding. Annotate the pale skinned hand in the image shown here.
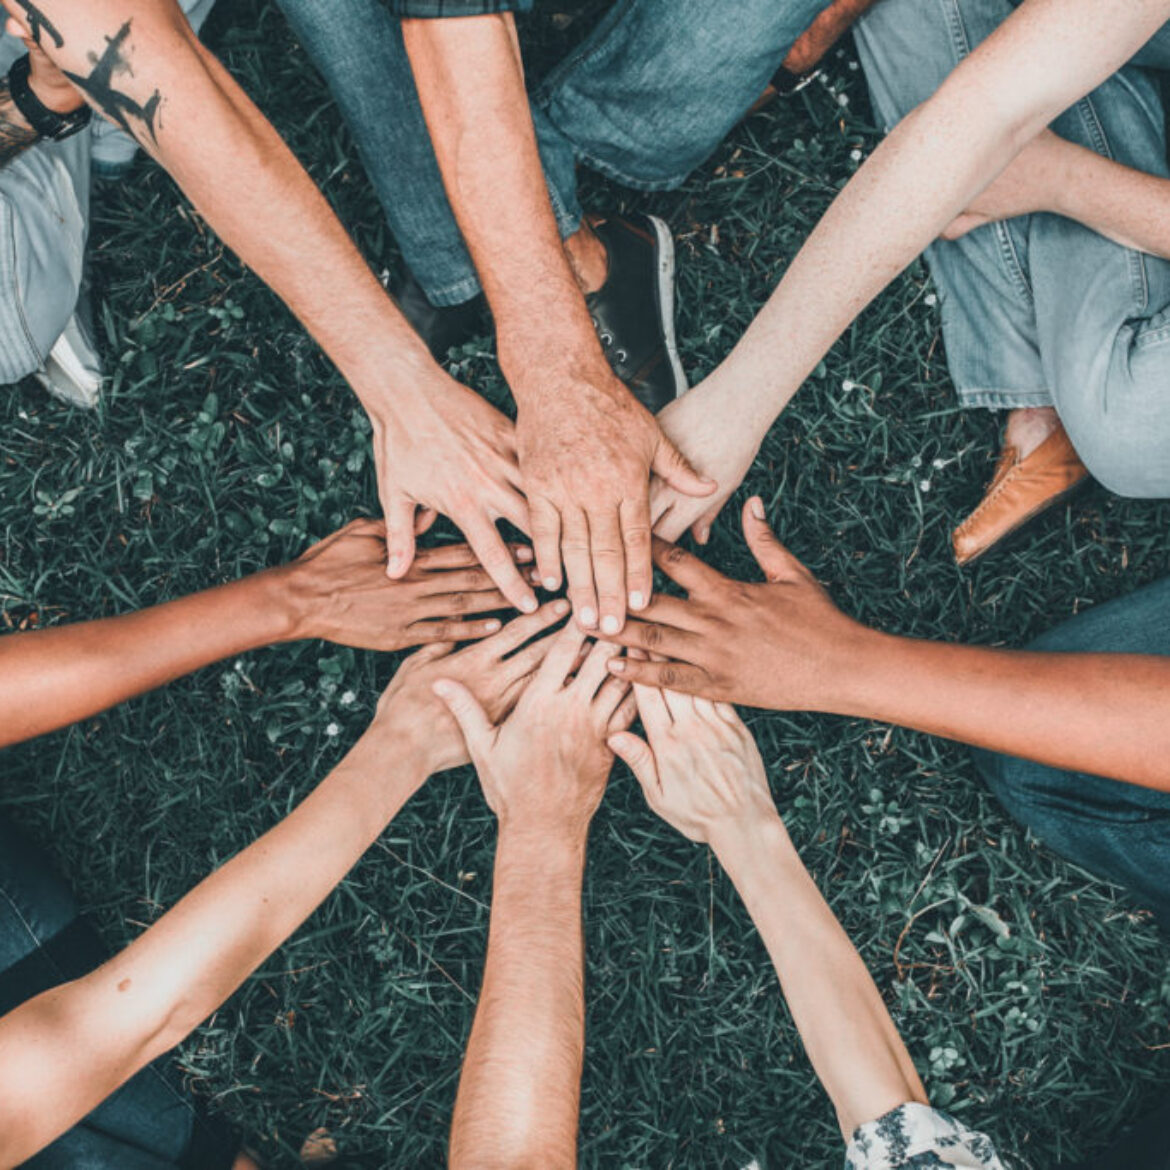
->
[2,11,84,114]
[433,621,637,837]
[371,599,573,777]
[277,518,534,650]
[370,373,538,615]
[609,688,783,846]
[516,359,715,637]
[606,498,868,711]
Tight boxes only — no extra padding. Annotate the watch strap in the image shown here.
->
[7,54,91,142]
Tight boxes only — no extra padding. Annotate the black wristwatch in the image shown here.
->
[7,53,91,142]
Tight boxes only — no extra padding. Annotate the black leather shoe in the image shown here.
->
[585,214,687,414]
[389,267,490,362]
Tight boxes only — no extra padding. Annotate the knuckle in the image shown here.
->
[665,545,690,566]
[642,624,665,649]
[448,592,470,613]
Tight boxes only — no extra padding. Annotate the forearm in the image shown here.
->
[710,0,1170,436]
[713,816,924,1140]
[0,567,298,748]
[829,631,1170,789]
[450,825,587,1169]
[0,730,429,1168]
[402,16,606,393]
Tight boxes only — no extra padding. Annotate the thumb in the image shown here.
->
[383,494,417,579]
[432,678,493,748]
[608,731,660,796]
[651,436,717,499]
[742,496,803,583]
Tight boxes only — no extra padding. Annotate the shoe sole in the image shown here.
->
[646,214,687,400]
[955,476,1089,567]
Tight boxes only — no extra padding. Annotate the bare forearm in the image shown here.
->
[0,730,429,1167]
[450,826,587,1170]
[713,817,924,1140]
[0,568,296,748]
[831,630,1170,788]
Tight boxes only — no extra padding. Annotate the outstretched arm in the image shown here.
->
[611,692,926,1140]
[439,624,635,1167]
[0,521,522,749]
[1,0,537,607]
[608,499,1170,791]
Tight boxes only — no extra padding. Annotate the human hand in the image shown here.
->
[369,599,572,777]
[433,621,636,838]
[277,518,536,651]
[365,371,538,614]
[609,688,783,847]
[607,498,870,712]
[649,378,760,545]
[2,6,84,116]
[515,360,715,636]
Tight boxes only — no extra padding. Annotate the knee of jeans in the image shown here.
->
[1062,408,1170,499]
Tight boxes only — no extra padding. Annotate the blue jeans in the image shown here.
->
[970,577,1170,926]
[275,0,832,306]
[0,818,238,1169]
[855,0,1170,498]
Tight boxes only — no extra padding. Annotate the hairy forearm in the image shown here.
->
[713,816,925,1140]
[450,825,587,1169]
[0,729,429,1168]
[402,16,605,391]
[711,0,1170,437]
[830,631,1170,789]
[0,567,298,748]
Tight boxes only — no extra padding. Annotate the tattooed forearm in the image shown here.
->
[11,0,64,49]
[0,80,38,168]
[63,20,161,143]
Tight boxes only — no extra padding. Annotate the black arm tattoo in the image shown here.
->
[11,0,64,49]
[63,20,162,143]
[0,80,38,168]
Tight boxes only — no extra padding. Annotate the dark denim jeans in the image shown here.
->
[971,576,1170,925]
[275,0,833,305]
[0,818,238,1169]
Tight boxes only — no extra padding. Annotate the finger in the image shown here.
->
[465,519,538,614]
[495,487,532,538]
[426,587,510,617]
[537,621,590,690]
[398,641,455,670]
[651,537,724,596]
[591,507,627,636]
[575,639,620,698]
[715,701,739,725]
[620,496,653,617]
[384,495,418,579]
[604,618,695,661]
[661,687,695,723]
[742,497,805,583]
[607,731,661,797]
[497,628,560,686]
[432,679,493,749]
[415,543,534,574]
[650,436,717,499]
[606,689,638,734]
[607,657,711,696]
[490,598,571,657]
[631,680,672,738]
[690,498,727,547]
[530,497,563,593]
[562,509,598,631]
[415,507,439,536]
[405,617,504,645]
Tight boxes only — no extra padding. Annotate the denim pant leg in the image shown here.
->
[969,577,1170,925]
[0,36,90,385]
[275,0,582,306]
[854,0,1051,410]
[535,0,834,190]
[0,816,234,1169]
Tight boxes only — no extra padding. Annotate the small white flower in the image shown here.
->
[911,455,923,468]
[850,149,863,162]
[924,293,938,306]
[842,379,855,392]
[340,690,356,707]
[932,458,946,470]
[919,480,932,493]
[325,722,341,738]
[849,60,860,71]
[234,659,245,672]
[837,93,850,107]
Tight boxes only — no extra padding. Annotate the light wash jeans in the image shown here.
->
[0,0,217,386]
[275,0,833,306]
[855,0,1170,498]
[971,575,1170,926]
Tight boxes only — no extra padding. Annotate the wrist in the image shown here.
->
[825,627,913,720]
[497,819,588,875]
[710,813,800,891]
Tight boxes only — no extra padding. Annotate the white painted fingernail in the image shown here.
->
[750,497,766,520]
[601,615,620,635]
[484,619,502,632]
[543,576,559,591]
[387,553,402,573]
[553,599,571,615]
[520,595,538,613]
[629,591,645,610]
[580,606,597,627]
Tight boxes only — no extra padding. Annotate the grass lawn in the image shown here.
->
[3,3,1170,1166]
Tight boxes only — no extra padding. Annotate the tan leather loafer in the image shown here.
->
[953,423,1090,566]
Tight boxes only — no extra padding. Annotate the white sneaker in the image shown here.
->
[35,312,102,409]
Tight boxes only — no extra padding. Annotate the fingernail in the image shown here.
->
[553,599,571,616]
[484,619,502,632]
[543,576,559,591]
[519,595,538,614]
[580,606,598,628]
[609,659,626,673]
[601,615,620,635]
[516,548,534,562]
[750,497,766,520]
[432,680,454,697]
[388,553,403,573]
[629,590,645,610]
